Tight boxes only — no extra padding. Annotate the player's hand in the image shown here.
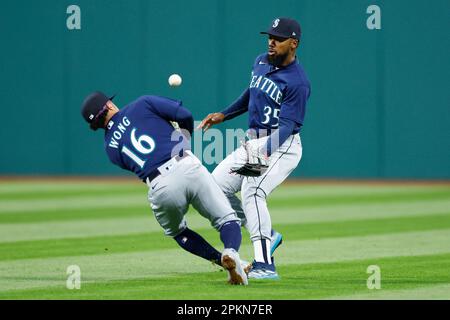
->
[197,112,225,131]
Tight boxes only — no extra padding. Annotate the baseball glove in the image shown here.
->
[230,140,270,177]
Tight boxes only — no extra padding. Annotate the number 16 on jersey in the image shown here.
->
[122,128,156,168]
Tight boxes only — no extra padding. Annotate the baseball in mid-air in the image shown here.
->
[168,74,182,87]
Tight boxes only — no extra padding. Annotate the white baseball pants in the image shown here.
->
[212,134,302,242]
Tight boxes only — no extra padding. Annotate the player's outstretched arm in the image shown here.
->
[197,112,225,131]
[197,89,250,132]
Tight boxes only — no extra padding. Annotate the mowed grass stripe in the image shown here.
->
[268,189,450,208]
[0,217,158,243]
[0,229,449,293]
[0,187,144,201]
[0,181,140,194]
[276,229,450,266]
[1,184,448,215]
[0,194,149,214]
[270,184,450,198]
[329,284,450,300]
[273,200,450,223]
[1,181,447,197]
[3,198,450,225]
[2,193,450,225]
[2,199,450,242]
[1,253,449,299]
[1,214,450,261]
[0,207,149,224]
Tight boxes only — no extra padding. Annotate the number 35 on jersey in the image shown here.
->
[261,105,280,127]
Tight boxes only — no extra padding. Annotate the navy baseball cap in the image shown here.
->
[260,17,301,40]
[81,91,115,124]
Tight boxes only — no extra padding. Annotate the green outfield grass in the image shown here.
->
[0,180,449,299]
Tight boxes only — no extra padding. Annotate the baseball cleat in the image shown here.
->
[270,230,283,256]
[246,261,280,280]
[221,248,248,285]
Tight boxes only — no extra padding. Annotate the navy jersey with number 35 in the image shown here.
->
[248,53,310,132]
[221,53,311,155]
[104,96,191,181]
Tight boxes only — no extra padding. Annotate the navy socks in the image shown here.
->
[174,228,222,265]
[219,221,242,252]
[173,222,242,266]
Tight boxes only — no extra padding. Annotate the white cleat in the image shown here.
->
[221,248,248,285]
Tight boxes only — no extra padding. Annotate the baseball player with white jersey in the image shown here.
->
[198,17,311,279]
[81,92,248,285]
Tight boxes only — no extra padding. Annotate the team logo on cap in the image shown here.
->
[273,18,280,28]
[89,114,94,120]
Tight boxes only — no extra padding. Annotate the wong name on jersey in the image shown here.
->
[108,116,131,149]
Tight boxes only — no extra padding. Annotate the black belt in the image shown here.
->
[144,152,190,183]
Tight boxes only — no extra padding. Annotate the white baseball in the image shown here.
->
[168,74,182,86]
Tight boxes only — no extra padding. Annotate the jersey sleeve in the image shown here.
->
[262,85,310,155]
[174,107,194,135]
[279,84,310,125]
[142,96,194,135]
[142,95,181,120]
[263,117,296,156]
[220,54,267,121]
[221,89,250,120]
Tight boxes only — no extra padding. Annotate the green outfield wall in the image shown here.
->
[0,0,448,178]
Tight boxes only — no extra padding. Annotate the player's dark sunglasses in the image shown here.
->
[92,94,115,123]
[92,104,109,122]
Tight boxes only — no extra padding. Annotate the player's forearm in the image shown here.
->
[221,89,250,121]
[263,117,296,156]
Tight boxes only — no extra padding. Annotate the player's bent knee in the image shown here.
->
[242,186,267,201]
[211,174,229,192]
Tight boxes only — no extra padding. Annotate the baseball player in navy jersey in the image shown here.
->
[198,17,311,279]
[81,92,248,285]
